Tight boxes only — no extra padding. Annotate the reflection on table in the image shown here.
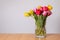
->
[35,37,46,40]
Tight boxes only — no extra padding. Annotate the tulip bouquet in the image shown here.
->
[24,5,53,38]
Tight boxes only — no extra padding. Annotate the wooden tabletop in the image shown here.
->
[0,34,60,40]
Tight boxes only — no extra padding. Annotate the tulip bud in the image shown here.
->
[40,7,43,11]
[47,11,52,16]
[33,9,42,15]
[48,5,53,10]
[43,6,48,11]
[24,12,30,17]
[37,6,42,9]
[29,10,34,15]
[42,11,47,16]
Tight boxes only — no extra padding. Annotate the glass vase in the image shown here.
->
[35,25,46,38]
[34,15,47,38]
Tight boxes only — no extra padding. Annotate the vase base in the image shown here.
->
[35,35,46,38]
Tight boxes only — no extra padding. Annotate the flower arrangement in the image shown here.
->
[24,5,53,38]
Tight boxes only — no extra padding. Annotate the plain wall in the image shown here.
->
[0,0,60,33]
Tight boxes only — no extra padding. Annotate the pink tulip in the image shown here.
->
[42,11,47,16]
[43,6,48,11]
[47,11,52,16]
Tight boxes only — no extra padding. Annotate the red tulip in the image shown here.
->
[42,11,47,16]
[34,9,42,15]
[43,6,48,11]
[40,7,43,11]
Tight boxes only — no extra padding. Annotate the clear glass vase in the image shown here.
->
[34,15,47,38]
[35,26,46,38]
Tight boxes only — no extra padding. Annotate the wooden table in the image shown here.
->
[0,34,60,40]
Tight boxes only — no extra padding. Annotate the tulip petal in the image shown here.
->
[48,5,53,10]
[42,11,47,16]
[24,12,30,17]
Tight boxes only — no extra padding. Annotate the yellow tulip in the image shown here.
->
[48,5,53,10]
[24,12,30,17]
[29,10,34,15]
[37,6,42,9]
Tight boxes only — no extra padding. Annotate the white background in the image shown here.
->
[0,0,60,34]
